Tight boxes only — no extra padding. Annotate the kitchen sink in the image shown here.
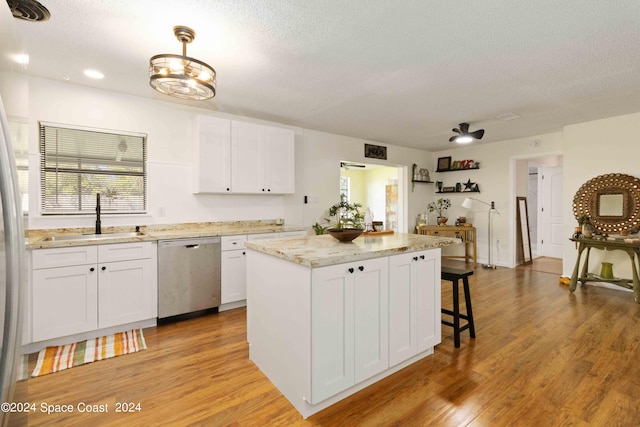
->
[43,232,145,241]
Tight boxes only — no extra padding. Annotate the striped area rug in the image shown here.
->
[32,329,146,377]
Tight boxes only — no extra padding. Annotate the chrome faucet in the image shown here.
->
[95,192,102,234]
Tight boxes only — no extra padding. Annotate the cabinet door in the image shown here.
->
[415,250,441,352]
[264,126,295,193]
[98,259,157,328]
[311,263,355,404]
[353,257,389,383]
[231,121,265,193]
[388,253,418,366]
[193,115,232,193]
[221,249,247,304]
[32,265,98,342]
[388,250,441,366]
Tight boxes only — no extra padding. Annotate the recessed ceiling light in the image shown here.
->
[84,69,104,79]
[496,112,520,121]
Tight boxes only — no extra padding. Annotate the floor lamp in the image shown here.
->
[462,197,500,269]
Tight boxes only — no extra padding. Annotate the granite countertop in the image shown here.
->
[26,221,308,250]
[245,233,460,268]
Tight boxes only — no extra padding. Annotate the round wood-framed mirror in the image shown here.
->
[573,173,640,234]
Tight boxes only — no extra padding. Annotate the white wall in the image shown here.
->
[562,112,640,282]
[2,75,432,233]
[431,133,564,266]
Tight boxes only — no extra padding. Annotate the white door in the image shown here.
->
[264,126,295,193]
[311,264,355,404]
[32,265,98,341]
[231,121,265,193]
[540,166,564,258]
[415,250,440,352]
[353,257,389,383]
[98,259,156,328]
[193,116,231,193]
[388,252,418,366]
[221,249,247,304]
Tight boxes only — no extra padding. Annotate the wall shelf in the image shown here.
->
[436,166,479,173]
[411,179,433,192]
[436,190,480,194]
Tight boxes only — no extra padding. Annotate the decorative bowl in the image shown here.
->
[327,228,364,242]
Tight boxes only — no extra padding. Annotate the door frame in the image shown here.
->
[509,152,563,268]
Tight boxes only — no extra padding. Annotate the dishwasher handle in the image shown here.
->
[185,244,200,249]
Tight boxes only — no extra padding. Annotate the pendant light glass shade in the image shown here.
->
[149,26,216,100]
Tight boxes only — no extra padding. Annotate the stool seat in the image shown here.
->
[440,267,476,348]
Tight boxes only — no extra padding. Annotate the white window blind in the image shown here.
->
[39,122,147,215]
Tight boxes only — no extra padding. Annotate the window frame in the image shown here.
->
[39,122,148,216]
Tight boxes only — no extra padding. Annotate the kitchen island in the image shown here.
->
[245,233,459,418]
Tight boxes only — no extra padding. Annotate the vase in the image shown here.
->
[582,223,593,238]
[600,262,614,279]
[438,217,448,226]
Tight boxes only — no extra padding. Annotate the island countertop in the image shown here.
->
[244,232,460,268]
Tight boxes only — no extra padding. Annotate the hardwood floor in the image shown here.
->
[18,259,640,426]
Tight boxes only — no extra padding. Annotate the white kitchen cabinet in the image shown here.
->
[310,257,389,404]
[221,232,306,309]
[31,242,157,342]
[221,235,247,305]
[193,117,295,194]
[32,263,99,342]
[231,121,295,194]
[388,250,440,367]
[193,115,232,193]
[264,126,295,194]
[98,258,157,329]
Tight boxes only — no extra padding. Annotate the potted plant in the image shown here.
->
[427,198,451,225]
[324,194,365,241]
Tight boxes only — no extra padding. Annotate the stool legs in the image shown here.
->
[462,276,475,338]
[452,279,461,348]
[442,276,475,348]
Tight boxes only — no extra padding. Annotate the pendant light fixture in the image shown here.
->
[149,26,216,100]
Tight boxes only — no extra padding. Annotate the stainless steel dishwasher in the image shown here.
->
[157,237,221,322]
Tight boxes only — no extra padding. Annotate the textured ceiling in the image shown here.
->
[2,0,640,151]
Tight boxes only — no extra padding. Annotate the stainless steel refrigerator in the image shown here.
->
[0,95,26,426]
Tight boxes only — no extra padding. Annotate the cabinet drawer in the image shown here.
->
[32,245,98,269]
[98,242,154,262]
[221,235,247,251]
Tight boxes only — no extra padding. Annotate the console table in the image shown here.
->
[418,225,476,267]
[569,237,640,303]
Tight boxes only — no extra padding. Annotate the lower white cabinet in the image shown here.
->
[221,235,247,304]
[31,242,157,342]
[310,257,389,404]
[32,263,98,342]
[221,231,307,307]
[98,258,157,329]
[388,250,441,366]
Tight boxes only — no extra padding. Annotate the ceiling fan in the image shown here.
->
[449,122,485,144]
[340,162,366,169]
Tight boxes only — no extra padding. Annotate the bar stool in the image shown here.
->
[441,267,476,348]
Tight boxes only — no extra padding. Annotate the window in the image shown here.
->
[339,176,350,202]
[39,122,147,215]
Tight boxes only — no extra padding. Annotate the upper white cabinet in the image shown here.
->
[193,115,232,193]
[193,115,295,194]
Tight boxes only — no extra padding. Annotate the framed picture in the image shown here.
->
[364,144,387,160]
[436,156,452,172]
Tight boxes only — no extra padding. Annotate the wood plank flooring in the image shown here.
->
[17,258,640,426]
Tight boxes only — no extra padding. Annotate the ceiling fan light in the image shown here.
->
[149,26,216,101]
[455,135,473,144]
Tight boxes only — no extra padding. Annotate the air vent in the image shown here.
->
[6,0,50,22]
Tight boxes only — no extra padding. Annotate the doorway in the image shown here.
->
[512,154,563,267]
[339,161,404,232]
